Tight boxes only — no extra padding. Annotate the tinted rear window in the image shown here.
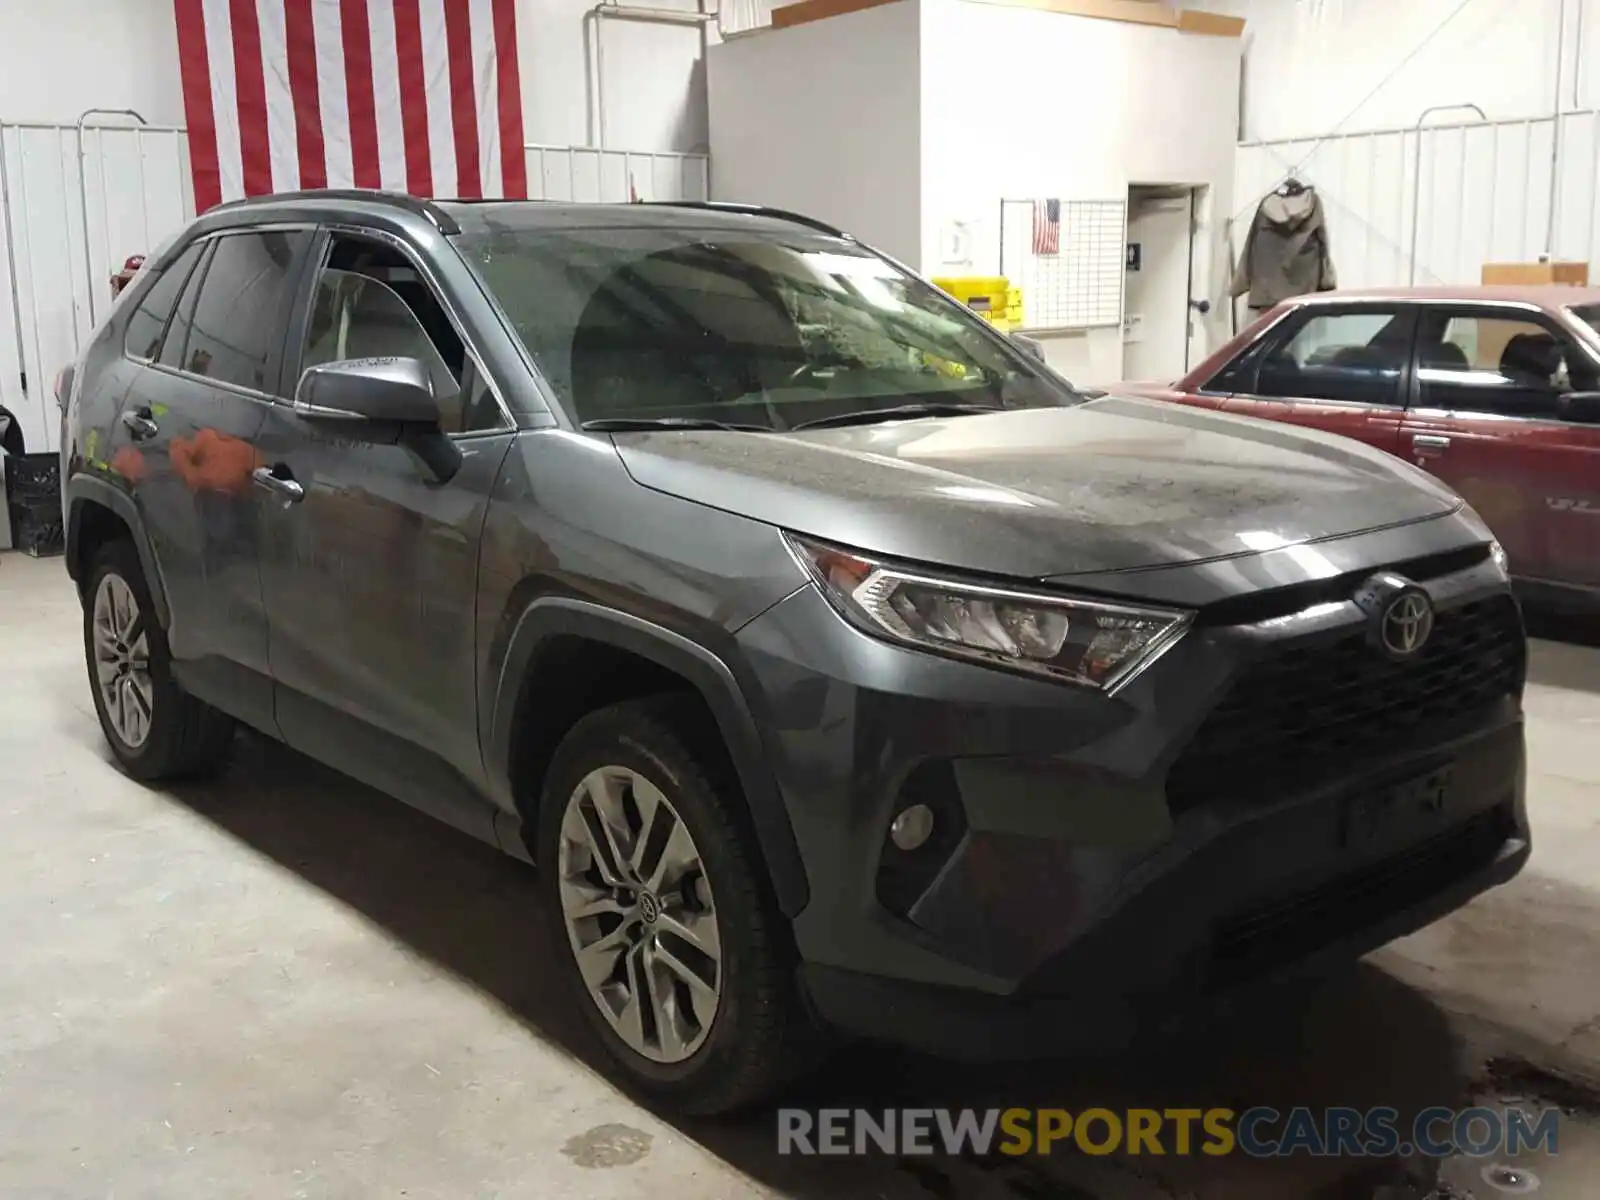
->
[182,230,310,393]
[124,242,206,360]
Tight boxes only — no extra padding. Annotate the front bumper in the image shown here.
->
[732,546,1529,1056]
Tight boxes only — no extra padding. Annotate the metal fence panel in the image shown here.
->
[523,144,709,203]
[0,120,192,454]
[1234,111,1600,294]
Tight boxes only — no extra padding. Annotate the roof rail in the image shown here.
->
[636,200,851,240]
[206,188,461,235]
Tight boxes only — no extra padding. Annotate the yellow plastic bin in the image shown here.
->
[932,276,1020,330]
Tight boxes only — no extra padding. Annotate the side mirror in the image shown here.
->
[1562,390,1600,422]
[295,356,441,426]
[1012,333,1047,364]
[294,356,462,482]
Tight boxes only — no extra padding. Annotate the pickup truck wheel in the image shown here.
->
[84,539,235,781]
[538,697,817,1115]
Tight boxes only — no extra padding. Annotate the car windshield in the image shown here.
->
[455,222,1078,429]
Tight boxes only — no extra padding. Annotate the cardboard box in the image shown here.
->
[1480,261,1590,287]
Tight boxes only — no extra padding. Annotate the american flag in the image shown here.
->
[1032,198,1061,256]
[173,0,528,213]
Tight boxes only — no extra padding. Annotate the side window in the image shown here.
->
[1254,309,1414,405]
[182,230,311,393]
[303,268,459,405]
[158,240,215,370]
[1203,337,1273,394]
[297,233,506,434]
[124,242,206,361]
[1417,311,1597,420]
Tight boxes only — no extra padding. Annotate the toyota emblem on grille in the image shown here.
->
[1352,572,1435,661]
[1381,591,1434,657]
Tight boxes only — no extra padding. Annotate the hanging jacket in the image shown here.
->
[1232,187,1337,308]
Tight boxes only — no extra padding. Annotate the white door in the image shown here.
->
[1122,194,1194,383]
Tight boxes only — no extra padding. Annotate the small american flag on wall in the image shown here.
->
[173,0,528,213]
[1032,198,1061,255]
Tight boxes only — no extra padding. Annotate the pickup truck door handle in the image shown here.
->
[1411,434,1451,457]
[120,408,159,441]
[251,465,305,505]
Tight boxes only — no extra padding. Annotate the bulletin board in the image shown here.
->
[999,198,1127,331]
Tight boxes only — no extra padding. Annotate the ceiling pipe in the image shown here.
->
[1407,102,1487,285]
[589,1,717,153]
[1546,0,1569,256]
[1574,0,1586,110]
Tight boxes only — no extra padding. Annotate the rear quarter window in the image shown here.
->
[123,242,206,361]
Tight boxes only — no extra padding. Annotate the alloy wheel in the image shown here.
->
[92,573,154,749]
[557,765,723,1064]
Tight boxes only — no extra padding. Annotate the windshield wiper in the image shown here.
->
[582,416,773,433]
[790,401,999,431]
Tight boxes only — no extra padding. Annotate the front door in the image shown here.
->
[255,228,514,829]
[115,229,313,731]
[1402,306,1600,592]
[1222,305,1416,456]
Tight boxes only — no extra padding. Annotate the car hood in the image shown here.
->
[609,395,1461,578]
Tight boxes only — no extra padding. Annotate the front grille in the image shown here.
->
[1166,595,1524,816]
[1209,802,1515,985]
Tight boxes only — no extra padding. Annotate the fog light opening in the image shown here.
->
[889,803,935,852]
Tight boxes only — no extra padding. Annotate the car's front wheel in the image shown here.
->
[84,538,235,780]
[538,698,818,1114]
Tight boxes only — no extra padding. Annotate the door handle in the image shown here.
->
[1411,434,1451,457]
[251,465,305,505]
[120,408,158,441]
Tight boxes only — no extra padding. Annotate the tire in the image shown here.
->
[83,538,235,781]
[537,697,819,1115]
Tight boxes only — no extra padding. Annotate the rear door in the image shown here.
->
[1220,304,1416,455]
[119,227,314,730]
[1401,305,1600,592]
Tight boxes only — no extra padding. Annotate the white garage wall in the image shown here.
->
[707,0,924,264]
[919,0,1239,385]
[1213,0,1594,144]
[0,2,188,127]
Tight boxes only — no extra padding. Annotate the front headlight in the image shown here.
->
[1488,540,1509,576]
[786,534,1192,692]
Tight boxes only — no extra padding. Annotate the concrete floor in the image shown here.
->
[4,550,1600,1200]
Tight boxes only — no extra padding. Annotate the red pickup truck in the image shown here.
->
[1122,286,1600,609]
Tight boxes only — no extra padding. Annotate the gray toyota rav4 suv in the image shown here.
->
[60,190,1529,1113]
